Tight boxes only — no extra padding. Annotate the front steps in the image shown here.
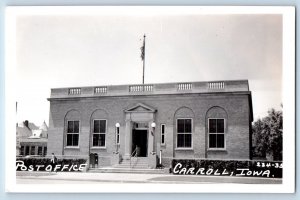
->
[115,157,149,169]
[88,157,167,174]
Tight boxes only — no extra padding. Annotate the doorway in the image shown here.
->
[132,129,148,157]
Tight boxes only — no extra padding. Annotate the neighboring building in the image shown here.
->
[47,80,253,168]
[17,120,48,157]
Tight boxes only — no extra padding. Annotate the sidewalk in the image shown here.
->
[16,171,282,184]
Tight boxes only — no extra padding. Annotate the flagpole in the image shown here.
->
[142,34,146,84]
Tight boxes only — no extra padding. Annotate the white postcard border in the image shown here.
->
[5,6,295,193]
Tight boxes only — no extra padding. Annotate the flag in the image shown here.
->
[140,45,145,60]
[140,35,145,61]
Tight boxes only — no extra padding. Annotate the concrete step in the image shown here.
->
[119,162,149,165]
[119,161,148,165]
[119,161,148,164]
[114,165,149,169]
[121,159,148,163]
[119,163,148,166]
[118,164,149,167]
[115,164,149,166]
[122,158,148,162]
[121,160,148,164]
[121,157,148,161]
[88,167,166,174]
[115,157,150,169]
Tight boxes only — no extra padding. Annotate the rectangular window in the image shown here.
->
[67,120,80,146]
[67,121,79,133]
[116,127,120,145]
[25,146,30,156]
[208,119,225,149]
[20,146,24,156]
[43,147,47,156]
[30,146,35,155]
[177,119,192,148]
[161,124,165,145]
[93,119,106,147]
[38,146,43,156]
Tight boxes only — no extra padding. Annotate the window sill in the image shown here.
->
[207,148,227,152]
[175,148,193,151]
[91,147,106,149]
[64,146,80,149]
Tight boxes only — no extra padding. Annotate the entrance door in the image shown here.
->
[132,129,148,157]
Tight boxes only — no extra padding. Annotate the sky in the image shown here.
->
[15,11,282,126]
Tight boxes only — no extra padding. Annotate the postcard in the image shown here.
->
[5,6,295,193]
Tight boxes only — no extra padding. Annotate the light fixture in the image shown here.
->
[115,123,120,128]
[151,122,156,128]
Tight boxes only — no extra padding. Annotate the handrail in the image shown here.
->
[130,146,138,168]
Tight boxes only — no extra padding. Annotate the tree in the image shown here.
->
[252,118,267,158]
[252,108,283,161]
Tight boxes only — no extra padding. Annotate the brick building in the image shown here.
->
[47,80,253,168]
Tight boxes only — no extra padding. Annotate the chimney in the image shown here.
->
[24,120,29,128]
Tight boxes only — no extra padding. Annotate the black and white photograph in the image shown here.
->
[5,6,295,193]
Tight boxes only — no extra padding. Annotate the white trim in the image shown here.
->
[160,124,166,146]
[92,119,107,148]
[175,148,194,151]
[124,102,156,113]
[132,121,149,130]
[64,146,80,149]
[175,118,193,149]
[133,127,148,130]
[207,118,226,150]
[65,120,80,148]
[90,147,107,150]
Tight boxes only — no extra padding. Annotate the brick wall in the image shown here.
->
[47,93,252,166]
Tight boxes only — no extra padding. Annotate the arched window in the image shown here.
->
[206,106,227,149]
[90,109,108,148]
[174,107,195,149]
[65,110,80,147]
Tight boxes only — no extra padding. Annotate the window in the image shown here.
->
[93,119,106,147]
[30,146,36,155]
[43,147,47,156]
[66,120,80,146]
[25,146,30,156]
[161,124,165,145]
[38,146,43,156]
[20,146,24,156]
[208,119,225,149]
[116,127,120,145]
[177,119,192,148]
